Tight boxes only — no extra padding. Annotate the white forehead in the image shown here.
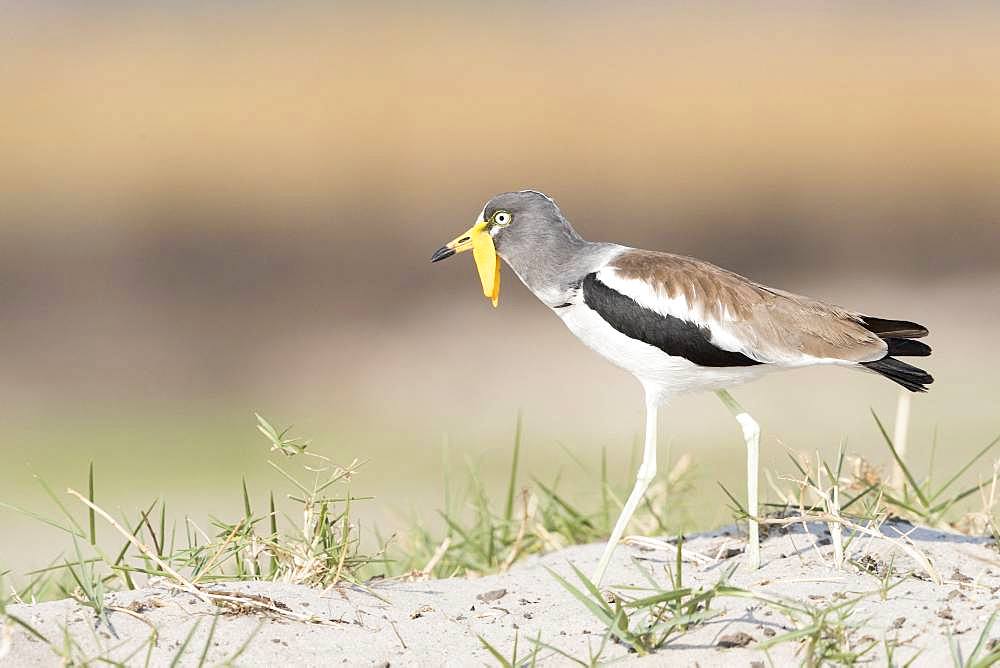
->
[481,189,556,212]
[518,189,556,206]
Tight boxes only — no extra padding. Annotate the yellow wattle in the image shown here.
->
[490,253,501,307]
[471,231,501,307]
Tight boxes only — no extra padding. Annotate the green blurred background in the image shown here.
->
[2,2,999,576]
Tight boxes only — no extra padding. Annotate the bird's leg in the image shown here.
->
[591,398,658,586]
[715,389,761,570]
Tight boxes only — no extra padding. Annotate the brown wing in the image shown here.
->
[606,249,887,365]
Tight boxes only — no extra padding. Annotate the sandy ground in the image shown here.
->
[3,520,998,667]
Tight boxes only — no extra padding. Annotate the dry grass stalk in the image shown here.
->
[67,488,209,604]
[814,452,844,568]
[419,537,452,580]
[757,512,940,584]
[500,490,533,573]
[621,536,715,566]
[193,521,249,586]
[769,449,941,583]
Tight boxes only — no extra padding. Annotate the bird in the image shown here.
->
[430,190,932,585]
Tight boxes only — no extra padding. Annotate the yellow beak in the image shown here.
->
[430,218,501,307]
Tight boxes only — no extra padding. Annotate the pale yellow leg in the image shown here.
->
[591,398,658,586]
[716,389,761,570]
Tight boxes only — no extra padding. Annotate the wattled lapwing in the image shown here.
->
[431,190,932,585]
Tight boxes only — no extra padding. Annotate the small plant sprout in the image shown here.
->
[746,589,883,666]
[255,413,314,457]
[548,542,744,657]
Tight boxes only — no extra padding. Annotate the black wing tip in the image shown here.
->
[862,357,934,393]
[860,316,929,339]
[884,337,932,357]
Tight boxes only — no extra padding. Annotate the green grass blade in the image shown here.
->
[674,532,683,590]
[219,620,264,666]
[268,492,278,577]
[477,635,514,668]
[835,439,846,481]
[948,629,963,667]
[546,566,614,623]
[880,491,927,516]
[37,474,85,535]
[196,614,220,668]
[532,478,591,528]
[623,588,692,609]
[88,462,96,546]
[841,482,880,512]
[437,512,485,562]
[928,483,989,515]
[785,451,815,488]
[24,557,101,576]
[756,623,821,650]
[138,508,163,558]
[528,638,588,667]
[929,434,1000,504]
[112,502,158,589]
[169,619,201,668]
[0,501,84,538]
[967,611,997,664]
[716,482,747,516]
[871,409,929,507]
[70,537,93,601]
[2,612,51,645]
[502,413,523,541]
[158,502,166,558]
[568,563,613,613]
[241,477,252,520]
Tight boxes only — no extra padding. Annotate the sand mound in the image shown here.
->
[4,520,998,666]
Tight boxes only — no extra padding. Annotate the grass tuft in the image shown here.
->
[2,413,383,611]
[548,545,742,657]
[387,420,694,580]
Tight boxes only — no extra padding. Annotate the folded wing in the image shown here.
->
[588,249,889,367]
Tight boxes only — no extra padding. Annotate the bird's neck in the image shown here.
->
[501,236,613,306]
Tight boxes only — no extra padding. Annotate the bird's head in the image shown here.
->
[431,190,575,307]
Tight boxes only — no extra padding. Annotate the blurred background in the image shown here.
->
[2,2,999,575]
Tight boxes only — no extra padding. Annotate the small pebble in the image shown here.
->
[717,631,755,648]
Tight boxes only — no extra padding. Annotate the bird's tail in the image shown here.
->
[858,316,934,392]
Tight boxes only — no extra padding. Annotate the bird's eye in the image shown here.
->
[493,211,512,226]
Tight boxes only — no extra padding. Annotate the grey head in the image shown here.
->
[484,191,613,300]
[431,190,616,306]
[482,190,581,256]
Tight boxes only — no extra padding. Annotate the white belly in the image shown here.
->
[556,303,773,402]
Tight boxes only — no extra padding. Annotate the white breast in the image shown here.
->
[555,303,774,403]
